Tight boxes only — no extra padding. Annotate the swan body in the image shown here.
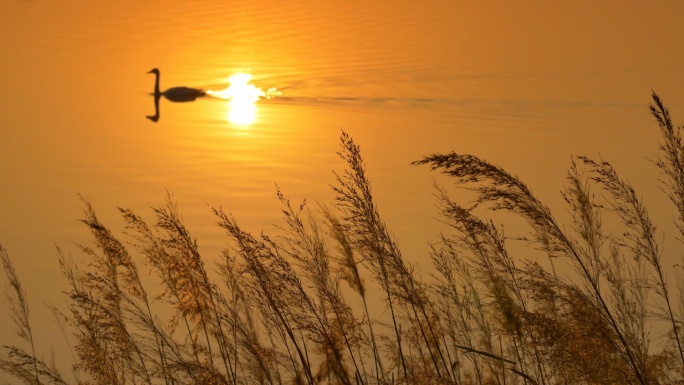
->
[148,68,205,102]
[161,86,206,102]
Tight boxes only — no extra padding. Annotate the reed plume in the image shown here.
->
[2,92,684,385]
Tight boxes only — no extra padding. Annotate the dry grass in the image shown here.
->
[2,93,684,385]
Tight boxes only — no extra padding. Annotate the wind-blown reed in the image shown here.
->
[2,93,683,384]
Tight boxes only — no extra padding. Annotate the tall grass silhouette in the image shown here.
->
[2,93,683,384]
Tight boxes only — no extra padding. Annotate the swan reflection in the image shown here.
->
[146,68,205,122]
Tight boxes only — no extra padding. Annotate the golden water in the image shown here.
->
[2,0,684,378]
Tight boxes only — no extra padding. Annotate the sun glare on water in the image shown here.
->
[206,74,279,126]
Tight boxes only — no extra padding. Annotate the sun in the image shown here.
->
[206,73,278,126]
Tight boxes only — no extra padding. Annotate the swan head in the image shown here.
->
[148,68,160,75]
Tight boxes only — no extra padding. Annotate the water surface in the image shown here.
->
[2,0,684,373]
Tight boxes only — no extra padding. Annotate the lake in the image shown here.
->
[1,0,684,379]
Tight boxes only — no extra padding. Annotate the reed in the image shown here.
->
[2,93,683,385]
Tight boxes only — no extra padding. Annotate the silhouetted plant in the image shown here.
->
[1,245,43,385]
[2,93,684,385]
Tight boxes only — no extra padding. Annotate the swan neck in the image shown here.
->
[153,71,160,96]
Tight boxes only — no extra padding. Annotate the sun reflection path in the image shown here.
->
[206,73,280,125]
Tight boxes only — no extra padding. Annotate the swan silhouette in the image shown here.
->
[146,68,206,122]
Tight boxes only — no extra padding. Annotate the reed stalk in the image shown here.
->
[3,93,684,385]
